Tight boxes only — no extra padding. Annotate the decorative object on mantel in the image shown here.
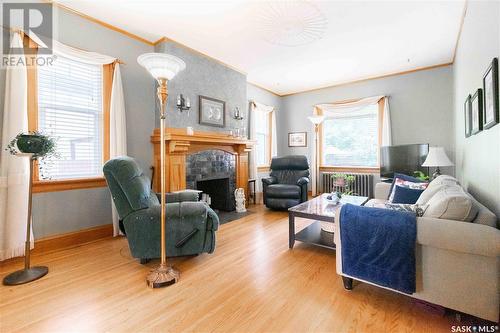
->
[482,57,499,130]
[471,88,483,135]
[199,95,225,127]
[422,147,454,180]
[186,126,194,136]
[234,188,247,213]
[288,132,307,147]
[176,94,191,113]
[138,52,185,289]
[3,132,58,286]
[233,107,244,120]
[464,94,472,138]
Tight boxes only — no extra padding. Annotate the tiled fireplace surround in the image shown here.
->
[186,150,236,210]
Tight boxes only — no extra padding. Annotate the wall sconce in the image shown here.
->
[233,107,243,120]
[176,94,191,112]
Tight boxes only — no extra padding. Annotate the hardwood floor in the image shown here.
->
[0,205,454,332]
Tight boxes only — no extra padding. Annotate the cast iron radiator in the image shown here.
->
[321,172,374,198]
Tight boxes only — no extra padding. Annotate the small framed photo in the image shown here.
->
[464,94,472,137]
[288,132,307,147]
[471,88,483,135]
[199,95,225,128]
[482,57,499,130]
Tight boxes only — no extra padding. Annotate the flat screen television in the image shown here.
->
[380,144,429,180]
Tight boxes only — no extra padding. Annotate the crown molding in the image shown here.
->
[452,0,468,64]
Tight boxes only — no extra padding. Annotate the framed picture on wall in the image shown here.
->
[199,95,226,128]
[471,88,483,135]
[464,94,472,137]
[288,132,307,147]
[482,57,499,130]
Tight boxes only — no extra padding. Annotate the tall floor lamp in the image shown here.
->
[137,53,186,288]
[308,115,324,196]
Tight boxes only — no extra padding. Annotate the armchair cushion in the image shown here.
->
[266,184,301,199]
[156,191,200,203]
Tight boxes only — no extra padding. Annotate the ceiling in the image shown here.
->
[54,0,466,96]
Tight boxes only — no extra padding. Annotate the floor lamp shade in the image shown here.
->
[137,53,186,80]
[137,52,186,288]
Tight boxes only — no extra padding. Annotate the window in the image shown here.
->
[321,102,381,168]
[37,56,104,179]
[255,109,272,167]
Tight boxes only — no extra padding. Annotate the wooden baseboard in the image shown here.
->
[33,224,113,255]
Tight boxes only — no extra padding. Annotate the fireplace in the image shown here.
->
[186,149,236,211]
[196,177,235,211]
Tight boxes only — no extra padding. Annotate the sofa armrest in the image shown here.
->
[416,216,500,257]
[156,191,199,203]
[262,176,278,185]
[375,182,392,200]
[296,177,309,186]
[206,206,219,231]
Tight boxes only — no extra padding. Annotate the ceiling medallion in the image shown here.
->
[257,1,328,47]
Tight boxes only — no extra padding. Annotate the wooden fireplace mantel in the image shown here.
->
[151,128,255,195]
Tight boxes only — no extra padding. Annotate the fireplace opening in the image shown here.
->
[196,177,235,211]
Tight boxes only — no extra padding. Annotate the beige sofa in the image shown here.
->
[335,176,500,322]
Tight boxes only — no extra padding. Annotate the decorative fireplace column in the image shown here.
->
[151,128,254,196]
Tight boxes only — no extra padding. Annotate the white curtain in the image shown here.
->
[249,101,276,193]
[381,97,392,146]
[316,95,392,144]
[248,101,258,182]
[109,64,127,236]
[0,32,31,261]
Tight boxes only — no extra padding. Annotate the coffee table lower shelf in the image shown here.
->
[295,221,336,250]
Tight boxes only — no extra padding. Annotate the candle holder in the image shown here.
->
[233,107,244,120]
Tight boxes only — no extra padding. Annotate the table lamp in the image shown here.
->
[422,146,454,180]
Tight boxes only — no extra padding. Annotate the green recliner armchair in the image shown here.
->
[103,156,219,263]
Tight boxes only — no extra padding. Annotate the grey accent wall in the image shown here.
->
[279,66,455,178]
[155,41,247,134]
[0,7,155,238]
[453,1,500,218]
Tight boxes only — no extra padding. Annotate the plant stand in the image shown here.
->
[3,154,48,286]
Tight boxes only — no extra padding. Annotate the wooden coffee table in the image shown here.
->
[288,194,368,250]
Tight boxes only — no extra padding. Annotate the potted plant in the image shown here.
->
[413,170,430,182]
[6,131,58,179]
[331,173,356,199]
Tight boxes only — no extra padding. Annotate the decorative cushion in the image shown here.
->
[364,198,388,208]
[385,203,427,217]
[388,173,427,200]
[388,176,428,203]
[423,185,478,222]
[392,185,425,204]
[416,175,459,206]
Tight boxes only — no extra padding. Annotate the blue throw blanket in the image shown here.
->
[339,204,417,294]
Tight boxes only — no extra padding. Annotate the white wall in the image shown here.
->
[453,1,500,218]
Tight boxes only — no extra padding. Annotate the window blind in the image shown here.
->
[322,104,379,167]
[37,55,104,180]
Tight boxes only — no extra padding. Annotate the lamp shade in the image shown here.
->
[137,53,186,80]
[422,147,454,167]
[308,115,325,125]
